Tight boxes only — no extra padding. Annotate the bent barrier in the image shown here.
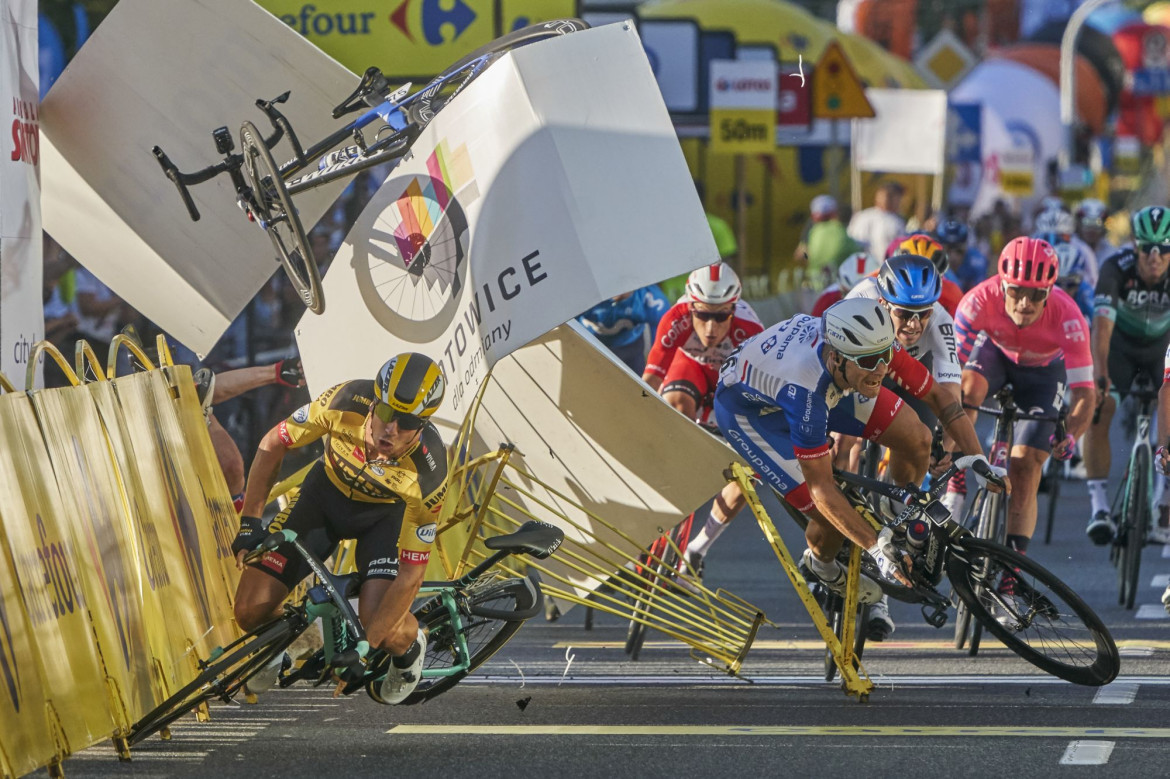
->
[0,339,239,778]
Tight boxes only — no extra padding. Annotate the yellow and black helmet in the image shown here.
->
[374,353,446,419]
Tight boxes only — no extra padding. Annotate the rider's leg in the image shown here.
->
[1084,392,1116,519]
[944,368,991,516]
[234,568,292,631]
[1005,444,1049,551]
[872,403,931,488]
[685,481,744,563]
[661,388,698,420]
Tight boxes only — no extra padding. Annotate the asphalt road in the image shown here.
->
[39,420,1170,778]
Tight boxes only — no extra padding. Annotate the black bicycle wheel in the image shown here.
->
[128,617,299,745]
[823,590,868,682]
[377,577,538,705]
[1043,458,1061,545]
[403,19,588,130]
[240,120,323,314]
[624,557,661,662]
[1120,446,1150,610]
[947,536,1120,686]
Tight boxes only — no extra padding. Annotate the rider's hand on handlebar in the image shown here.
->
[868,527,913,587]
[232,516,266,571]
[1049,433,1076,462]
[954,454,1010,494]
[929,450,953,480]
[1094,375,1110,408]
[1157,445,1170,477]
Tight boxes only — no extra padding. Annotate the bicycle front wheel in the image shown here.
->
[947,537,1120,686]
[389,576,539,705]
[1043,458,1061,545]
[1119,446,1150,610]
[128,616,300,745]
[240,121,323,314]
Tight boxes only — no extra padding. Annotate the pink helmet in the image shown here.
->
[998,236,1059,289]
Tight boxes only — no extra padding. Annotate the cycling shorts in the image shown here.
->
[661,354,717,408]
[963,333,1065,451]
[1107,331,1167,398]
[715,385,903,513]
[251,461,409,589]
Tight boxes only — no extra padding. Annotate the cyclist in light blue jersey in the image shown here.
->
[576,284,670,374]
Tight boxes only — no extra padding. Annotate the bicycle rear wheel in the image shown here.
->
[128,616,300,746]
[240,121,323,314]
[947,537,1120,686]
[387,576,539,705]
[1119,447,1150,610]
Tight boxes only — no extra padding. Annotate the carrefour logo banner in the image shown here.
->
[296,23,717,422]
[259,0,578,80]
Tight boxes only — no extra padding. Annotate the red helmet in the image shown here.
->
[998,236,1059,289]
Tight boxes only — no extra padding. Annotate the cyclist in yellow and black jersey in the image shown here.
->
[231,352,448,705]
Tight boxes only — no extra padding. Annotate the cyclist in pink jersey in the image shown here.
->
[946,237,1096,564]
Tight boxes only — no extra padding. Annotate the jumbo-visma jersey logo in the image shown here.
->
[391,0,476,45]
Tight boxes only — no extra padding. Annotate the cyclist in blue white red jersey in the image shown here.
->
[1042,232,1095,320]
[576,284,670,374]
[715,299,1003,602]
[936,218,988,292]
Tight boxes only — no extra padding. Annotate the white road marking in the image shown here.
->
[460,674,1170,687]
[1162,543,1170,559]
[1136,604,1169,619]
[1151,573,1170,588]
[1059,740,1114,765]
[1093,682,1139,705]
[1118,647,1154,658]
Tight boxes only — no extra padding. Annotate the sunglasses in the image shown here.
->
[691,307,734,323]
[889,305,933,322]
[1002,283,1050,303]
[1138,242,1170,256]
[840,345,894,371]
[372,401,426,430]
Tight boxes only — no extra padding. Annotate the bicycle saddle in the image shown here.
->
[484,520,564,559]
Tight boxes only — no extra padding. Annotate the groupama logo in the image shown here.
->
[391,0,477,45]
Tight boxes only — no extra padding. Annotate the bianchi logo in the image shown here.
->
[355,138,479,341]
[416,523,437,544]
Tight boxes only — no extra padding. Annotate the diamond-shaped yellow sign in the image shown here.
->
[812,41,874,120]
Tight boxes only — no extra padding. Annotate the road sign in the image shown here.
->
[777,63,811,128]
[709,59,776,154]
[811,41,874,120]
[948,103,981,164]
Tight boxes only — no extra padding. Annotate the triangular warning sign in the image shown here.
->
[811,41,875,120]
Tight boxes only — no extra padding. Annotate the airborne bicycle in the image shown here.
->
[152,19,589,313]
[127,519,563,747]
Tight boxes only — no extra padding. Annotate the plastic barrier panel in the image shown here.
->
[0,392,119,757]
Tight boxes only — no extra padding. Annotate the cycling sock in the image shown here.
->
[806,551,840,580]
[947,469,967,495]
[1006,534,1029,555]
[685,514,729,558]
[1087,479,1109,515]
[392,638,422,669]
[232,493,245,514]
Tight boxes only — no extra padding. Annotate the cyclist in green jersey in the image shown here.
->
[1085,206,1170,545]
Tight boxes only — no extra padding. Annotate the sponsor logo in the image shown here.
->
[261,552,287,573]
[401,549,430,565]
[369,556,399,567]
[1062,318,1087,342]
[760,335,778,354]
[370,464,385,476]
[390,0,476,45]
[279,5,378,37]
[416,523,437,544]
[714,77,773,92]
[424,485,447,511]
[277,420,293,446]
[10,98,38,166]
[787,385,798,399]
[292,404,310,423]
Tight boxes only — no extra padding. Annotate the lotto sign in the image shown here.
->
[709,60,776,154]
[999,147,1034,197]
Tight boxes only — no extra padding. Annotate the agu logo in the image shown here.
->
[391,0,476,45]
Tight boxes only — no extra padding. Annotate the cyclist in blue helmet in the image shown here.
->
[936,218,988,291]
[1035,231,1094,320]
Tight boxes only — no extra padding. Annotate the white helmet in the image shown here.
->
[1039,195,1065,213]
[1076,198,1107,225]
[1034,209,1075,235]
[1055,243,1088,280]
[822,298,896,356]
[838,251,880,292]
[686,263,741,305]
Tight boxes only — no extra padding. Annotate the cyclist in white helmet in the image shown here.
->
[1076,198,1115,260]
[1036,208,1099,288]
[810,250,881,317]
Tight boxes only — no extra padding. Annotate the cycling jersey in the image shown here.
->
[1093,249,1170,345]
[952,247,989,292]
[576,285,670,349]
[1072,235,1099,288]
[1058,278,1095,320]
[846,277,962,386]
[645,299,763,380]
[715,314,933,510]
[277,379,448,517]
[811,285,844,317]
[954,277,1093,388]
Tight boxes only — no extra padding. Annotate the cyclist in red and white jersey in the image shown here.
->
[945,237,1096,565]
[810,251,880,317]
[643,263,763,575]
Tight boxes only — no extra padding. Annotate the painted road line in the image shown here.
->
[1152,573,1170,588]
[461,674,1170,687]
[1118,647,1154,658]
[389,725,1170,739]
[1135,604,1168,619]
[1163,543,1170,559]
[1060,741,1114,765]
[552,638,1170,651]
[1093,683,1139,704]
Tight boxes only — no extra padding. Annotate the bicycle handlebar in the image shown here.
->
[152,145,205,221]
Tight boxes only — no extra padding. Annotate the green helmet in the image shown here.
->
[1132,206,1170,244]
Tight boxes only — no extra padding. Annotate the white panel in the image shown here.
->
[852,88,948,175]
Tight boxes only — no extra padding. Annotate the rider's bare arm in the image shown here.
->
[1066,384,1096,441]
[799,452,879,550]
[1090,313,1114,396]
[210,360,303,405]
[239,424,289,520]
[924,381,984,458]
[642,373,663,392]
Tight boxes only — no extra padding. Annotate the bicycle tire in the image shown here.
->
[946,536,1120,686]
[1043,458,1061,545]
[952,488,989,651]
[128,617,299,745]
[968,490,1007,657]
[403,19,588,130]
[382,577,538,705]
[823,590,868,682]
[1120,446,1150,610]
[240,120,323,314]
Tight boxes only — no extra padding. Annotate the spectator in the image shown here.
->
[74,265,131,367]
[803,196,864,287]
[848,181,906,255]
[660,180,737,302]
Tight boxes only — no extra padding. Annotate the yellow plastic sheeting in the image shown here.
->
[30,387,159,727]
[0,393,119,756]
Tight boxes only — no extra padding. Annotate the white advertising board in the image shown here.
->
[640,20,700,113]
[444,322,739,608]
[295,22,717,420]
[40,0,354,355]
[0,0,41,386]
[852,88,948,175]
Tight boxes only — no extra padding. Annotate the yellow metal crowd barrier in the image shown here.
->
[0,339,240,778]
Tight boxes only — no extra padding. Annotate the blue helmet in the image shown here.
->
[936,219,969,247]
[876,254,941,307]
[1032,230,1070,248]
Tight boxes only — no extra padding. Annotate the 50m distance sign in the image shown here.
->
[710,109,774,153]
[709,59,776,155]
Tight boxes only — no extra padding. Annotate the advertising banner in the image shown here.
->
[852,88,947,175]
[0,0,42,385]
[709,59,777,154]
[295,23,715,418]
